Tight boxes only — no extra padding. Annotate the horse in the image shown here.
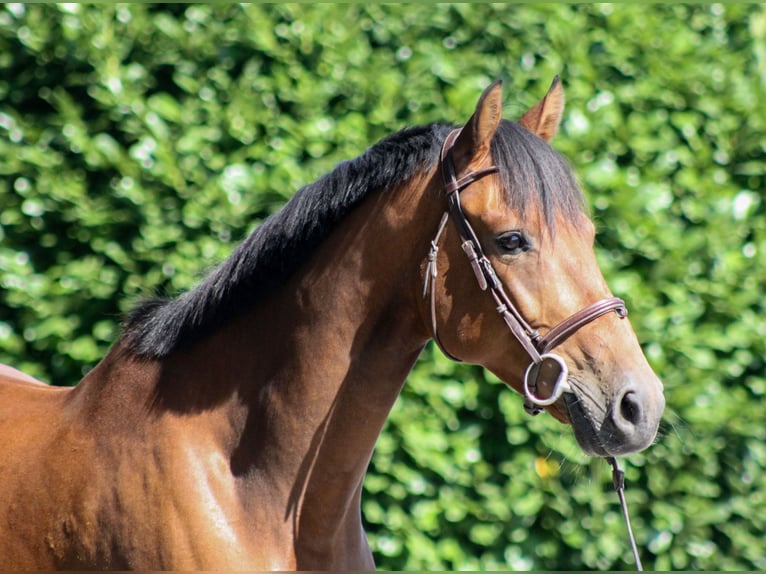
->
[0,78,664,570]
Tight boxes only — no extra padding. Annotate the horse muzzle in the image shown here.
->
[564,376,665,457]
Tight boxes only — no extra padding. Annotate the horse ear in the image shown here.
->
[452,79,503,170]
[518,76,564,142]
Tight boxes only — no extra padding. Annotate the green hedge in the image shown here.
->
[1,4,765,570]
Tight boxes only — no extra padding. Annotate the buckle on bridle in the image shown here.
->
[461,241,488,291]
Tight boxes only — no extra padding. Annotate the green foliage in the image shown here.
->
[2,3,765,570]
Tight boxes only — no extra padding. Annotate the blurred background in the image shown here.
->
[1,3,764,570]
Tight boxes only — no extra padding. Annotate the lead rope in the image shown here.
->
[606,457,643,571]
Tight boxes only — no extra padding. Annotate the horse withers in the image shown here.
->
[0,79,664,569]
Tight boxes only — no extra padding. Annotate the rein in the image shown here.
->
[424,128,643,570]
[608,457,644,571]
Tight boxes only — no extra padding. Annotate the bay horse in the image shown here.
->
[0,79,664,570]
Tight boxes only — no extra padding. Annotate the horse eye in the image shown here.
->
[497,231,528,254]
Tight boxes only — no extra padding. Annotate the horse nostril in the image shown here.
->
[618,390,642,427]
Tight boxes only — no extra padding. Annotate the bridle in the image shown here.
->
[424,129,644,570]
[424,128,628,416]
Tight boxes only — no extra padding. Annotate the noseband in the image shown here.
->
[424,129,628,416]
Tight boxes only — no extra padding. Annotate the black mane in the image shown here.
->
[124,120,584,358]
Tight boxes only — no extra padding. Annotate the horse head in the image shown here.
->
[423,80,664,456]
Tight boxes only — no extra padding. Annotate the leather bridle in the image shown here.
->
[425,129,645,569]
[424,129,628,416]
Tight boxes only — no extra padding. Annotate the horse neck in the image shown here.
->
[254,176,440,559]
[74,172,442,565]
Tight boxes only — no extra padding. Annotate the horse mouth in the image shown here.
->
[563,390,613,457]
[564,373,664,457]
